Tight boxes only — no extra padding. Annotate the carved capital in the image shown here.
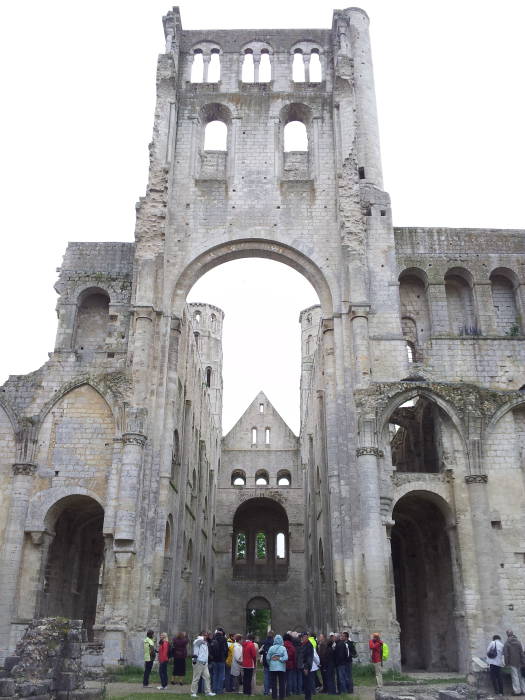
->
[465,474,488,484]
[122,432,147,447]
[356,446,383,459]
[12,462,37,476]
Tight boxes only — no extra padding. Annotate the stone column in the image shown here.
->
[350,305,371,390]
[114,429,147,542]
[427,283,450,335]
[202,54,210,82]
[253,54,260,83]
[54,302,77,351]
[303,53,311,83]
[103,548,135,665]
[473,282,497,335]
[0,462,37,660]
[131,308,155,407]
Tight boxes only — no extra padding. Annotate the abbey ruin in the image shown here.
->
[0,6,524,673]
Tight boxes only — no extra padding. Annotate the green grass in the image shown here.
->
[106,694,360,700]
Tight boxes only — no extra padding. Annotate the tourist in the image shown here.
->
[230,635,243,693]
[291,632,303,694]
[252,636,260,694]
[260,631,275,696]
[157,632,170,690]
[210,628,229,694]
[369,633,383,688]
[283,633,297,696]
[241,634,257,695]
[486,634,505,696]
[298,633,314,700]
[171,632,189,685]
[333,634,348,693]
[317,633,335,694]
[342,632,356,693]
[143,629,156,688]
[225,633,235,692]
[190,631,215,697]
[504,630,525,695]
[267,634,288,700]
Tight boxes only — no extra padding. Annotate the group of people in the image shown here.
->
[486,630,525,696]
[143,628,385,696]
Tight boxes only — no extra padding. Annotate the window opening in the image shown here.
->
[256,532,267,559]
[265,427,270,445]
[242,51,255,83]
[259,51,271,82]
[210,313,217,331]
[208,50,221,82]
[406,341,415,364]
[277,472,291,486]
[232,470,246,486]
[259,403,264,414]
[190,51,204,82]
[251,427,257,445]
[358,166,366,179]
[276,532,286,559]
[206,366,212,387]
[309,51,322,82]
[284,121,308,152]
[255,471,269,486]
[292,51,305,82]
[194,310,201,324]
[235,532,247,559]
[204,120,227,151]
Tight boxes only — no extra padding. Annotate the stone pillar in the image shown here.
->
[350,306,371,390]
[103,548,135,665]
[54,302,77,351]
[202,54,210,82]
[114,429,147,542]
[253,54,260,83]
[427,283,450,335]
[303,53,311,83]
[0,462,37,660]
[344,8,383,188]
[473,282,497,335]
[131,308,155,407]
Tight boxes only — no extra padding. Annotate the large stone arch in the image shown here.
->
[171,238,335,318]
[37,378,122,430]
[25,486,104,533]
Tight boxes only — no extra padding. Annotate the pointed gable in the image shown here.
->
[223,391,298,450]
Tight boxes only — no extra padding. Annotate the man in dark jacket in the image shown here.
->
[342,632,356,694]
[298,634,314,700]
[210,629,229,694]
[317,634,335,694]
[503,629,525,695]
[333,634,349,694]
[260,631,275,696]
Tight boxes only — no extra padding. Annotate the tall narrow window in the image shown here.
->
[206,366,212,387]
[259,51,271,82]
[251,428,257,445]
[276,532,286,559]
[204,121,227,151]
[194,310,201,324]
[309,51,322,82]
[191,51,204,83]
[406,341,415,364]
[208,50,221,82]
[235,532,247,560]
[284,121,308,152]
[259,403,264,413]
[210,313,217,332]
[292,51,305,82]
[242,51,255,82]
[265,427,270,445]
[256,532,267,559]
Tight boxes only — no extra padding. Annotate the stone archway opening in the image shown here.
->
[391,492,458,671]
[39,495,104,641]
[246,596,272,639]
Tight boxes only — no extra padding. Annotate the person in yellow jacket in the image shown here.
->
[225,634,235,692]
[143,630,156,687]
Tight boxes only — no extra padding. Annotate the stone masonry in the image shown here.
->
[0,6,524,673]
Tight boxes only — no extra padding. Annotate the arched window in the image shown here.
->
[491,271,520,335]
[444,269,476,335]
[204,120,227,151]
[259,403,264,414]
[309,50,322,82]
[194,310,201,324]
[265,427,271,445]
[292,50,305,82]
[259,51,271,82]
[251,427,257,445]
[406,341,415,364]
[235,532,247,559]
[210,313,217,331]
[276,532,286,559]
[242,50,255,82]
[206,366,212,387]
[231,470,246,486]
[190,50,204,82]
[399,270,431,348]
[284,121,308,152]
[255,532,267,559]
[255,470,269,486]
[208,50,221,82]
[277,470,291,486]
[74,289,110,351]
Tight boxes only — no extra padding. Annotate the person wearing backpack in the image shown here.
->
[486,635,505,696]
[369,633,383,688]
[259,631,275,696]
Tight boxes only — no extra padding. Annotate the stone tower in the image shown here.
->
[0,6,524,674]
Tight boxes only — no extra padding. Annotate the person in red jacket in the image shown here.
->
[158,632,170,690]
[283,634,297,695]
[369,633,383,688]
[241,635,257,696]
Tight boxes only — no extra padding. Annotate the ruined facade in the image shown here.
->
[0,6,524,673]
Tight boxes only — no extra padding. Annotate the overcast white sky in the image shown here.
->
[1,0,524,434]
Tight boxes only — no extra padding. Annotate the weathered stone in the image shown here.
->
[0,679,15,697]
